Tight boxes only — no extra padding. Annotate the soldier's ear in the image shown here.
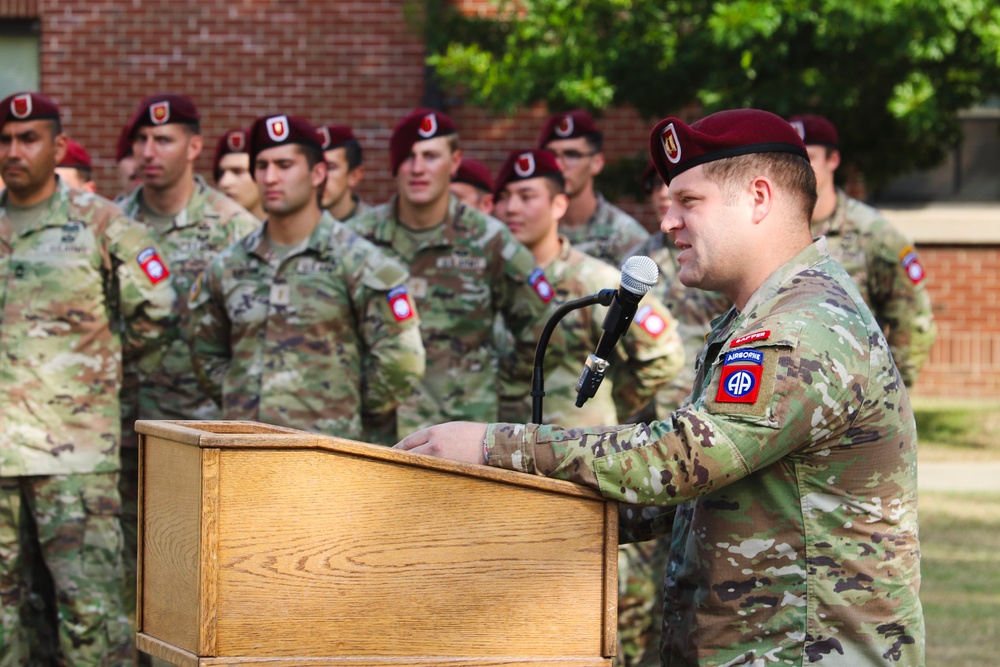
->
[53,132,68,165]
[450,148,463,178]
[187,134,204,162]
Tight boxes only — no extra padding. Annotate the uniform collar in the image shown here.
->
[737,237,831,320]
[809,188,849,238]
[245,210,336,263]
[375,193,463,253]
[127,174,212,231]
[0,177,71,237]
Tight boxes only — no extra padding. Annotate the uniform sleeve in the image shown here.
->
[493,232,553,404]
[355,249,426,441]
[610,293,685,420]
[105,214,178,375]
[867,224,937,387]
[187,261,231,406]
[484,315,870,506]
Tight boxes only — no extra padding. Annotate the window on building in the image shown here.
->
[0,19,40,99]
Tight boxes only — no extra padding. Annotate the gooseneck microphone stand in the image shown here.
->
[530,289,617,424]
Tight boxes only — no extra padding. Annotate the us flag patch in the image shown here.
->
[137,247,169,284]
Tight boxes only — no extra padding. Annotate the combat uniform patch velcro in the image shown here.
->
[137,247,169,284]
[899,245,926,285]
[635,304,666,337]
[706,336,786,419]
[528,268,554,303]
[387,285,415,322]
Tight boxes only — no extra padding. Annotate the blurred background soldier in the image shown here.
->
[493,148,684,427]
[190,114,425,444]
[116,92,260,634]
[538,109,649,266]
[114,125,140,202]
[449,157,494,214]
[348,108,551,438]
[0,91,176,667]
[789,113,937,387]
[55,138,96,193]
[318,124,370,222]
[214,128,265,221]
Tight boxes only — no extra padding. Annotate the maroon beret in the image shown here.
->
[248,114,322,167]
[213,128,249,180]
[0,92,60,127]
[389,108,456,175]
[58,139,93,169]
[787,114,839,149]
[641,160,663,194]
[128,93,200,138]
[115,125,133,162]
[452,158,493,193]
[317,124,357,151]
[494,149,562,197]
[537,109,599,148]
[649,109,808,185]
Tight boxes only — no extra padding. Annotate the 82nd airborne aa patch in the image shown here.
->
[528,268,554,303]
[899,245,926,285]
[387,286,415,322]
[715,349,764,403]
[137,247,170,285]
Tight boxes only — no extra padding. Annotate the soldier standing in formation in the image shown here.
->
[214,128,265,221]
[399,108,925,666]
[318,124,371,222]
[492,148,684,426]
[538,109,650,266]
[55,139,97,193]
[347,109,552,438]
[0,92,177,666]
[789,113,937,387]
[449,157,495,214]
[189,114,425,445]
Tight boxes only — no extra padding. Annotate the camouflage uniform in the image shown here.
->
[812,189,936,387]
[335,195,372,223]
[498,237,684,427]
[0,181,176,666]
[562,194,649,267]
[117,174,259,631]
[485,238,924,666]
[189,213,425,445]
[348,195,550,438]
[616,233,732,667]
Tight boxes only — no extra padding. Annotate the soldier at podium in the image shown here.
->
[189,113,425,445]
[398,109,924,666]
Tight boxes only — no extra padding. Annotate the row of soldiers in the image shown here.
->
[0,89,935,667]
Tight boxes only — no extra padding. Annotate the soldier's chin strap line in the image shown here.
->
[531,289,616,424]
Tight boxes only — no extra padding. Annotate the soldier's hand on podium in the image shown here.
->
[394,421,489,465]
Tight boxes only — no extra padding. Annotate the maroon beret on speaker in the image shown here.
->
[317,124,357,151]
[452,158,494,193]
[494,149,562,197]
[537,109,599,148]
[247,114,322,166]
[58,139,93,170]
[389,108,456,175]
[129,93,200,137]
[787,114,839,149]
[0,92,60,127]
[213,128,249,180]
[649,109,808,185]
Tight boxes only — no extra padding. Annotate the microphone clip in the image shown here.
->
[574,354,611,407]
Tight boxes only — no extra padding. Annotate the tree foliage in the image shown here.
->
[423,0,1000,189]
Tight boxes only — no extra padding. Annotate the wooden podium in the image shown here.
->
[135,420,618,666]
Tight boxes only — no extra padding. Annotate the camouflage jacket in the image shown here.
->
[811,189,936,387]
[189,213,425,444]
[0,181,177,476]
[348,195,550,437]
[119,175,260,425]
[561,194,650,267]
[486,239,924,666]
[334,195,373,223]
[498,237,685,427]
[628,233,732,417]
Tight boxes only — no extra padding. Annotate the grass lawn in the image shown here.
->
[912,398,1000,462]
[919,491,1000,666]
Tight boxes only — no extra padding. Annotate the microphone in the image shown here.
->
[575,255,659,408]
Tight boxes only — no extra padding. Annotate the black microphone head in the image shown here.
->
[620,256,659,296]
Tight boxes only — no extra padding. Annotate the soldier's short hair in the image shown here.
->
[342,139,363,171]
[703,152,818,222]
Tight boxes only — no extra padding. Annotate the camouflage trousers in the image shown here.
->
[0,473,134,667]
[615,537,671,667]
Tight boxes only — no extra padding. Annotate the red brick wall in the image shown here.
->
[910,246,1000,399]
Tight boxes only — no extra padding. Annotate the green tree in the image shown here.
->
[422,0,1000,190]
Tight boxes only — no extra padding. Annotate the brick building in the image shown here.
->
[2,0,996,399]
